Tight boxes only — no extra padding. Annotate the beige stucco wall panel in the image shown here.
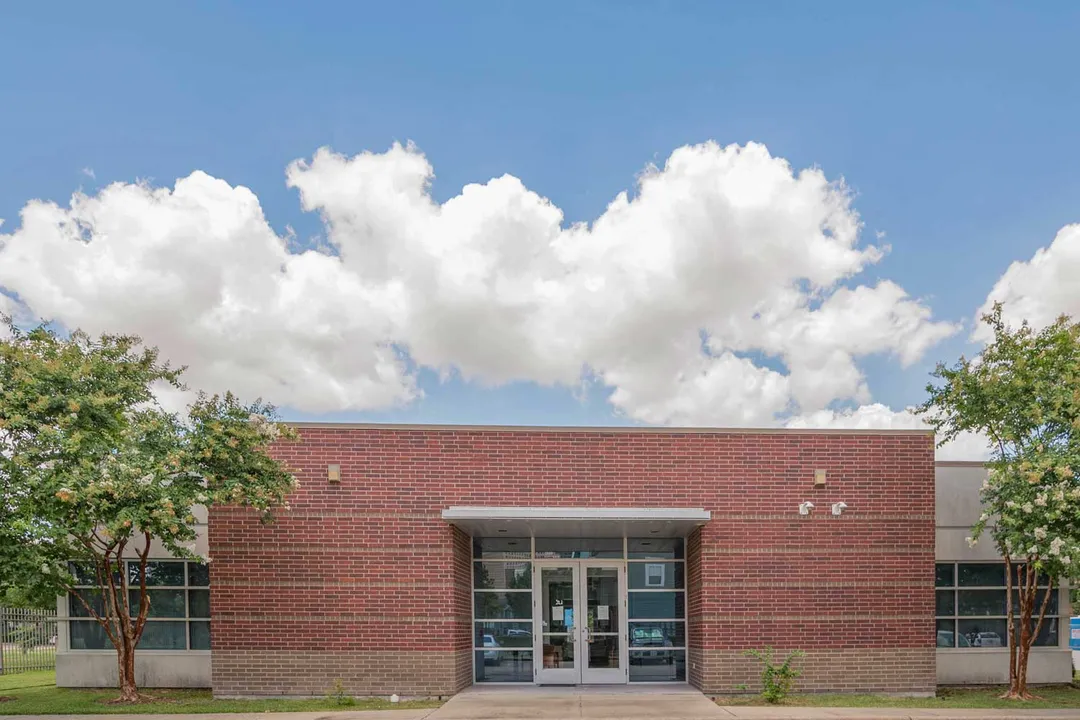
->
[937,649,1073,685]
[56,652,211,688]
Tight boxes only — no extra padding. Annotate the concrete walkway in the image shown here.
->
[7,696,1080,720]
[423,684,1080,719]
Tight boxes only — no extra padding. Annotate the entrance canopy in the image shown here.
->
[441,506,710,538]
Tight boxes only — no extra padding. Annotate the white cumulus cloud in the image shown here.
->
[786,404,991,460]
[974,223,1080,341]
[0,140,958,431]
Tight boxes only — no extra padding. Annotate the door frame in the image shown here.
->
[532,559,628,685]
[533,561,582,684]
[579,560,628,684]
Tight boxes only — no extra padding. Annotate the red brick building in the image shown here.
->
[207,424,940,696]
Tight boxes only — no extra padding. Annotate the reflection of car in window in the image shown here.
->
[631,628,667,647]
[483,634,498,664]
[972,632,1002,647]
[630,627,670,662]
[937,631,971,648]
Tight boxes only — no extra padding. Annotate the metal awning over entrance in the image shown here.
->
[441,506,710,538]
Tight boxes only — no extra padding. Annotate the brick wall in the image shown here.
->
[209,426,936,696]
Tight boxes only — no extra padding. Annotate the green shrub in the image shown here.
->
[326,679,356,707]
[743,647,805,703]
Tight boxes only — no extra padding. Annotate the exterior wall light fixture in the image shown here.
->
[831,502,848,516]
[798,501,814,515]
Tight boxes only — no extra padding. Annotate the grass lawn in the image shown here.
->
[712,684,1080,710]
[0,671,443,715]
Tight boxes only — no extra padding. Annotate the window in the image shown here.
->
[935,562,1059,649]
[68,560,210,650]
[644,564,665,588]
[627,538,686,681]
[470,536,688,683]
[473,538,533,681]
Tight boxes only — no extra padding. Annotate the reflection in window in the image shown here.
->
[68,560,210,650]
[473,537,530,560]
[628,538,684,559]
[475,622,533,648]
[129,561,186,587]
[473,562,532,590]
[474,591,532,620]
[629,650,686,682]
[474,650,533,682]
[629,621,685,648]
[628,591,685,619]
[629,562,684,590]
[534,537,623,558]
[935,562,1060,649]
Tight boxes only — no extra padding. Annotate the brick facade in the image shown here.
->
[208,425,936,697]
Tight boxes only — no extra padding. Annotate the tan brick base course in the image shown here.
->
[212,649,472,698]
[688,647,936,696]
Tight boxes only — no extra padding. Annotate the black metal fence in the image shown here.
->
[0,607,57,674]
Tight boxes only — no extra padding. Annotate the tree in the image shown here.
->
[919,304,1080,699]
[0,324,297,701]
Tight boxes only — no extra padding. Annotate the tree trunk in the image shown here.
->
[1001,563,1042,701]
[1003,556,1017,697]
[116,641,140,702]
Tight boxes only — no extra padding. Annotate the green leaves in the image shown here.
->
[918,303,1080,582]
[0,322,297,601]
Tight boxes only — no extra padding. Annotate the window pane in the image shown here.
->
[130,589,186,618]
[1029,617,1059,647]
[958,618,1008,647]
[69,589,104,618]
[628,591,685,619]
[189,589,210,618]
[1012,565,1053,586]
[137,621,187,649]
[475,622,533,648]
[69,561,120,586]
[1012,617,1060,647]
[474,592,532,620]
[472,537,530,559]
[936,619,956,648]
[1011,590,1059,615]
[534,537,623,559]
[189,621,211,650]
[70,620,110,649]
[629,649,686,682]
[474,649,533,682]
[188,562,210,587]
[958,563,1004,587]
[935,590,955,616]
[629,562,684,590]
[629,621,685,648]
[628,538,684,559]
[957,590,1006,616]
[128,561,185,587]
[935,563,955,587]
[473,562,531,590]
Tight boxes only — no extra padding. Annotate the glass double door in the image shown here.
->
[534,562,627,684]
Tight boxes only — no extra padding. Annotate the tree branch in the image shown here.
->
[1031,577,1056,646]
[132,531,152,643]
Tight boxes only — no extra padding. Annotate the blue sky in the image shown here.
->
[1,1,1079,434]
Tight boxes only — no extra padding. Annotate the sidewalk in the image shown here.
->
[5,708,1080,720]
[712,708,1080,719]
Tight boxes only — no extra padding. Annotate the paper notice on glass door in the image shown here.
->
[597,605,609,621]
